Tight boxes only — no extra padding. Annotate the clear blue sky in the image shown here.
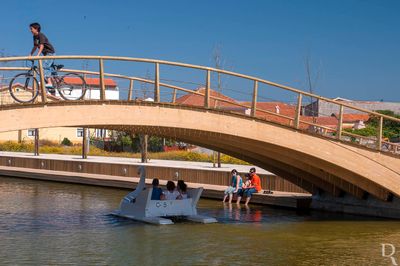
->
[1,0,399,102]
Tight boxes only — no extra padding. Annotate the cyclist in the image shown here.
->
[29,22,55,91]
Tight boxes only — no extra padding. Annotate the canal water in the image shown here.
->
[1,176,400,266]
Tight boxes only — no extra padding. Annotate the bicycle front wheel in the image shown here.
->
[9,73,40,103]
[57,73,87,100]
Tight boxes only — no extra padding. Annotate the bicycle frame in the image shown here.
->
[26,61,62,87]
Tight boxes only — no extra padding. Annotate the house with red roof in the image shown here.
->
[175,87,241,108]
[62,77,119,100]
[174,88,369,135]
[0,78,119,144]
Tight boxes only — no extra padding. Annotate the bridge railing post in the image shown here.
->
[251,80,258,117]
[204,70,210,108]
[172,89,177,104]
[154,63,160,102]
[34,128,39,156]
[127,80,134,101]
[38,59,47,103]
[337,105,344,140]
[82,127,88,159]
[99,58,106,100]
[294,93,302,129]
[377,116,383,151]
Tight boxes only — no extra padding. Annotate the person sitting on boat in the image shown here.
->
[162,181,180,200]
[151,178,163,200]
[177,180,188,199]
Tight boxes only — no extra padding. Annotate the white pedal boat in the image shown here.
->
[112,166,218,225]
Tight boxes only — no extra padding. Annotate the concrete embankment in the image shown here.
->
[0,152,312,209]
[3,152,400,218]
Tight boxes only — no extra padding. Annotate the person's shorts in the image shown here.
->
[245,188,258,197]
[235,188,243,197]
[224,186,235,195]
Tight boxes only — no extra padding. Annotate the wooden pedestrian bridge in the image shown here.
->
[0,55,400,218]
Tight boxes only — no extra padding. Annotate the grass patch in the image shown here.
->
[0,141,248,165]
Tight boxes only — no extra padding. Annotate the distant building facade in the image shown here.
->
[304,97,400,117]
[0,78,119,144]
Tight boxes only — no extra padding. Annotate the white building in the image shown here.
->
[0,78,119,144]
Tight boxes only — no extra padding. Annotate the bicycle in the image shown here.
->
[8,60,87,103]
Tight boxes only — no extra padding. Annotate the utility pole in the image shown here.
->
[305,54,321,123]
[212,45,225,168]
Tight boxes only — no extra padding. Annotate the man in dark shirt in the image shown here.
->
[29,22,55,87]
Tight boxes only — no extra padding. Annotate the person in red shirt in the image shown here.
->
[244,167,262,205]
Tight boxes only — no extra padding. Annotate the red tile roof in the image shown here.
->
[175,88,300,126]
[331,113,370,123]
[254,115,339,130]
[240,101,296,116]
[175,87,239,108]
[63,77,117,87]
[301,116,338,126]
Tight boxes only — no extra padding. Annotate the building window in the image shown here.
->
[28,129,36,136]
[77,128,84,137]
[96,129,106,138]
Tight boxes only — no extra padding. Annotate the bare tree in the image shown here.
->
[212,44,224,96]
[211,44,230,168]
[141,69,151,99]
[137,69,153,162]
[304,54,322,122]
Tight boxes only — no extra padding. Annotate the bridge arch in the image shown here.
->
[1,101,399,202]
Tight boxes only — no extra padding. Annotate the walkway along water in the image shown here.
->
[0,152,311,209]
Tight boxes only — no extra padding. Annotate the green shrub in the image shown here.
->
[61,138,72,146]
[0,141,249,165]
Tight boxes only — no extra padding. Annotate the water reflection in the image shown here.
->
[220,203,263,223]
[2,176,400,265]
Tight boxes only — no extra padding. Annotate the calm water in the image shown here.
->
[1,176,400,266]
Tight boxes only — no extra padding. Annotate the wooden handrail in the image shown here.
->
[1,56,399,155]
[0,55,398,122]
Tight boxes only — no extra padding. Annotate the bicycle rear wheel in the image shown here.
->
[57,73,87,100]
[9,73,40,103]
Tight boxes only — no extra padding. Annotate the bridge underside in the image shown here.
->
[98,125,391,200]
[1,101,400,205]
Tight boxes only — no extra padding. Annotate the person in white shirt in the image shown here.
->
[177,180,188,199]
[163,181,180,200]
